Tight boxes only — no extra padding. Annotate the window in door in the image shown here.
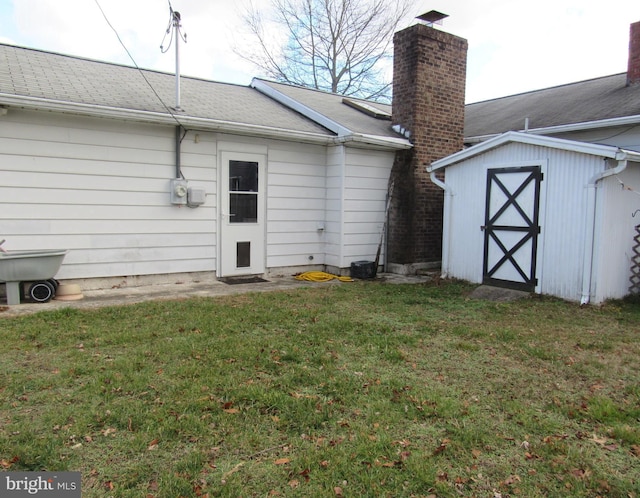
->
[229,160,258,223]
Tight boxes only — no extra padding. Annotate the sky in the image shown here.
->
[0,0,637,103]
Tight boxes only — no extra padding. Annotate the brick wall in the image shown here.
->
[628,21,640,86]
[388,23,467,265]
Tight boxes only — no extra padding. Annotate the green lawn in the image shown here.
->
[1,280,639,497]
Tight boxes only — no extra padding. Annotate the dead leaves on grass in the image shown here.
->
[433,438,450,456]
[221,400,240,414]
[589,433,619,452]
[0,456,19,469]
[101,427,117,437]
[217,430,415,495]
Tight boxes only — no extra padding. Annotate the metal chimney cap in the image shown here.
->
[416,10,448,25]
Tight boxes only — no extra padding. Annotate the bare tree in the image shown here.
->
[237,0,413,102]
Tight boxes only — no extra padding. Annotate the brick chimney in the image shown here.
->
[387,20,467,268]
[627,21,640,86]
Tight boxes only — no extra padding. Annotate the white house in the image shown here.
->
[1,15,471,301]
[0,44,415,292]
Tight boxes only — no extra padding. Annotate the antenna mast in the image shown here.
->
[173,10,182,111]
[161,6,186,111]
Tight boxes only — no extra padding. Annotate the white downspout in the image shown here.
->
[429,169,453,277]
[580,155,628,305]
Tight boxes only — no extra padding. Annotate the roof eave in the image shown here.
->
[465,114,640,144]
[430,131,638,171]
[337,133,412,150]
[0,93,336,145]
[1,93,411,150]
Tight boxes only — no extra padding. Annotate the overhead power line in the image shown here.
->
[92,0,184,128]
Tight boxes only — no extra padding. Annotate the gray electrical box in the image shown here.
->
[187,187,206,207]
[170,179,188,205]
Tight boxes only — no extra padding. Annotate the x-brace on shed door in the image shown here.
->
[482,166,542,292]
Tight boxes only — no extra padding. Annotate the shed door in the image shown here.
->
[482,166,542,292]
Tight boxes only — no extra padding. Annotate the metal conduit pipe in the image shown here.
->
[581,156,629,305]
[175,125,182,179]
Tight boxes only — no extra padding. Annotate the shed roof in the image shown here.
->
[464,74,640,140]
[430,131,640,171]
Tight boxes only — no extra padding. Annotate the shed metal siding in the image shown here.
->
[442,155,486,283]
[535,149,602,301]
[593,165,640,302]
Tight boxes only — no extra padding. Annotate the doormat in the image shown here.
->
[219,276,269,285]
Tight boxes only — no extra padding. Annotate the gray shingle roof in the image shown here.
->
[464,73,640,139]
[254,80,398,139]
[0,43,333,136]
[8,42,635,148]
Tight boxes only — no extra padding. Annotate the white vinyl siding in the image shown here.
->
[0,110,216,280]
[324,145,346,269]
[341,149,394,267]
[1,108,398,284]
[267,142,394,268]
[265,145,395,272]
[265,142,328,269]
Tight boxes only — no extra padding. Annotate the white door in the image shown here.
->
[219,152,266,277]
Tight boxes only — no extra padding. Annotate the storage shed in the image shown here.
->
[428,132,640,304]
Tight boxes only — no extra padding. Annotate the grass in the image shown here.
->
[1,280,639,497]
